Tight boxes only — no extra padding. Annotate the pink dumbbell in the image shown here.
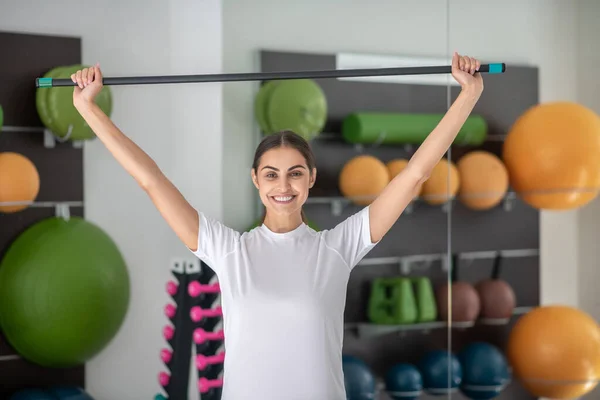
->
[158,372,170,387]
[160,348,172,364]
[163,325,174,341]
[196,351,225,370]
[198,377,223,394]
[188,281,220,297]
[193,328,224,345]
[166,281,178,296]
[164,304,176,319]
[190,306,222,322]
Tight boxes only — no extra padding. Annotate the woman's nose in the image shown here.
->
[278,177,291,190]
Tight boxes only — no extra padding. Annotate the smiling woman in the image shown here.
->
[250,130,317,232]
[68,52,485,400]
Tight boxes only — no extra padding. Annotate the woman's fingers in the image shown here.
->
[470,57,478,74]
[76,70,83,89]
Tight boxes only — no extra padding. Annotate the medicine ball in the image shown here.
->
[385,363,422,400]
[342,355,376,400]
[458,342,510,399]
[418,350,462,395]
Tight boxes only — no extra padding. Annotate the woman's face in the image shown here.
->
[251,146,316,218]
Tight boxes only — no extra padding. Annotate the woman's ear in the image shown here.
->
[309,168,317,188]
[251,169,260,190]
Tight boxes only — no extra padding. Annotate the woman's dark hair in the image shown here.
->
[252,130,316,224]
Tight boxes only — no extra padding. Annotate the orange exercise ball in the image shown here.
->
[503,102,600,210]
[457,151,509,210]
[386,158,421,199]
[339,155,390,206]
[507,305,600,399]
[386,159,409,178]
[421,158,459,205]
[0,152,40,213]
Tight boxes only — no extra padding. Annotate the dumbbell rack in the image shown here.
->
[156,259,225,400]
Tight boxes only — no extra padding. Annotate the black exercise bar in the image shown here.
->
[35,63,506,88]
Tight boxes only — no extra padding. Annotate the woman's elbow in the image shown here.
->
[404,164,430,186]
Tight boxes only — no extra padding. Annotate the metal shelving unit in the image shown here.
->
[345,306,533,339]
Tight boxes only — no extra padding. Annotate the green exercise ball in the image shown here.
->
[266,79,327,141]
[46,64,113,141]
[254,79,327,140]
[254,80,280,134]
[36,66,67,134]
[0,217,130,368]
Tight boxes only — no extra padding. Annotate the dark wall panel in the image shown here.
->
[260,50,540,400]
[0,31,85,397]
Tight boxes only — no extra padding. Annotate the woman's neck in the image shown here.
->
[263,213,303,233]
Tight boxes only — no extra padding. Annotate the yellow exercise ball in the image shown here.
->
[0,152,40,213]
[507,305,600,399]
[503,102,600,210]
[421,158,459,205]
[387,159,422,199]
[457,151,509,210]
[339,155,390,206]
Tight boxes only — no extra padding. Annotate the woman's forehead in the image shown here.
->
[260,147,306,167]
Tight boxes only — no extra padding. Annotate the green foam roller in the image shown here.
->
[367,277,417,325]
[411,277,437,322]
[342,112,487,145]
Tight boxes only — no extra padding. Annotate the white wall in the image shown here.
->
[222,0,582,306]
[576,0,600,322]
[0,0,222,399]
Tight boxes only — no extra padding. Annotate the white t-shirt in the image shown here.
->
[189,206,378,400]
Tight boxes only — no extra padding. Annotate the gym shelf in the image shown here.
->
[345,306,533,339]
[313,131,508,146]
[305,191,520,216]
[1,125,84,148]
[0,201,83,208]
[355,248,539,274]
[0,201,82,220]
[0,355,21,362]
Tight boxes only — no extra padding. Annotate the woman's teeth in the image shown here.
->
[273,196,294,203]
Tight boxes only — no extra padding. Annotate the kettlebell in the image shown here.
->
[475,252,516,321]
[435,254,480,324]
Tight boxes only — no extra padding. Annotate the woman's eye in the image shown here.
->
[290,171,303,177]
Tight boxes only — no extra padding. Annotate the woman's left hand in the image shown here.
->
[452,52,484,95]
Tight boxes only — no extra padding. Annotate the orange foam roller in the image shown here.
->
[0,152,40,213]
[507,305,600,399]
[503,102,600,210]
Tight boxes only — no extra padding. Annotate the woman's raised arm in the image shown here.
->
[72,65,200,251]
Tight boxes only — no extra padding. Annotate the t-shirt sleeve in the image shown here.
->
[188,211,240,274]
[322,206,379,270]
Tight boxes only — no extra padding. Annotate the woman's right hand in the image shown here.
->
[71,63,104,108]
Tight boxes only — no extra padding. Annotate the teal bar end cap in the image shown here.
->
[488,63,505,74]
[37,77,53,88]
